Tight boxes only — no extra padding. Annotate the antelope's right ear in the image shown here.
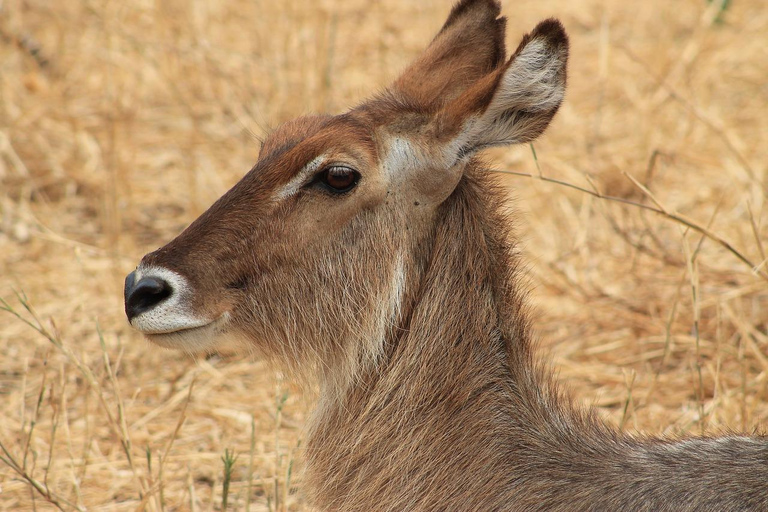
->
[437,19,569,160]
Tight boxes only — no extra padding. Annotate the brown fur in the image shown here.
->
[130,1,768,510]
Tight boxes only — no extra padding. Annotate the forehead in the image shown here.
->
[256,113,377,186]
[259,115,333,161]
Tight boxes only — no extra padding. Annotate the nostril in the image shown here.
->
[125,274,173,321]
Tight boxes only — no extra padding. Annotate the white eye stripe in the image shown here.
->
[275,154,328,200]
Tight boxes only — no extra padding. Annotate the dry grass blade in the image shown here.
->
[493,169,768,282]
[618,45,761,189]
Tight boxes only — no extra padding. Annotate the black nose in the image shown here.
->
[124,271,173,321]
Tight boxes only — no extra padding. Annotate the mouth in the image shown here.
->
[141,313,230,352]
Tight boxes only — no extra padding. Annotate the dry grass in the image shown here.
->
[1,0,766,509]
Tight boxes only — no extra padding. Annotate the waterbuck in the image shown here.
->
[124,0,768,510]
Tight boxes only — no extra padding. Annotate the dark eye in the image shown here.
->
[318,166,360,193]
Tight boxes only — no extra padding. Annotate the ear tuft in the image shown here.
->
[515,18,569,60]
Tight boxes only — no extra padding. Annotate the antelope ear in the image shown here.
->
[392,0,507,106]
[437,19,569,160]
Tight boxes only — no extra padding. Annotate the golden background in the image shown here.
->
[1,0,766,509]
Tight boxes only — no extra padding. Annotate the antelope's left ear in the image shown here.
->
[437,19,569,161]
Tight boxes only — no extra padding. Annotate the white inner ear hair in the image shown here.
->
[500,38,566,112]
[463,38,566,149]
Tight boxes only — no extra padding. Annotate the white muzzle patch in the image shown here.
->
[129,266,214,334]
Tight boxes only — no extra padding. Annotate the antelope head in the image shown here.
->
[124,0,568,384]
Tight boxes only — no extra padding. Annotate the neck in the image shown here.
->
[303,168,554,508]
[302,168,768,512]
